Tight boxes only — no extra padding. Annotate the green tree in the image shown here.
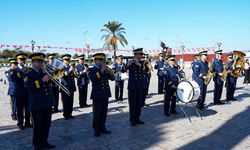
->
[101,21,128,60]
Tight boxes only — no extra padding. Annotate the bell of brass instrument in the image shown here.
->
[230,51,246,77]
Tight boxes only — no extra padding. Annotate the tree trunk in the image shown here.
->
[113,44,116,61]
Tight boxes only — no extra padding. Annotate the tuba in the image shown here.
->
[230,51,246,77]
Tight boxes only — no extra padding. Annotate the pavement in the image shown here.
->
[0,67,250,150]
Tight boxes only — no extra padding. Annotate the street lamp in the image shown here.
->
[217,42,222,50]
[30,40,36,53]
[181,44,185,59]
[85,43,90,59]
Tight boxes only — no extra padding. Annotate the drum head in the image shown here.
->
[177,81,194,103]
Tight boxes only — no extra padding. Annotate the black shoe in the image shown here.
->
[11,115,17,121]
[130,122,136,126]
[34,146,41,150]
[231,98,238,101]
[25,124,33,128]
[136,120,145,124]
[18,125,25,130]
[64,117,70,120]
[53,109,61,113]
[165,113,170,117]
[101,129,111,134]
[41,143,56,149]
[69,115,75,119]
[94,131,101,137]
[170,111,178,114]
[82,104,90,108]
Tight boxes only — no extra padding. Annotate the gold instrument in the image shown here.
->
[220,63,228,81]
[204,59,214,85]
[43,63,70,96]
[230,51,246,77]
[101,62,115,79]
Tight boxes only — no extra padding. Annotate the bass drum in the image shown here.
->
[177,80,200,103]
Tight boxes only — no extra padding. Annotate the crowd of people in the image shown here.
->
[3,48,247,150]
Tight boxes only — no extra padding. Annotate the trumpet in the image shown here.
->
[101,62,115,78]
[42,63,70,96]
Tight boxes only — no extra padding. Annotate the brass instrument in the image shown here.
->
[43,63,70,96]
[101,62,115,79]
[230,51,246,77]
[220,63,228,81]
[204,59,214,85]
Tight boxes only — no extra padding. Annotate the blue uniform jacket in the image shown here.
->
[75,64,90,86]
[10,66,28,97]
[163,64,180,89]
[5,70,15,96]
[154,60,165,76]
[112,63,127,81]
[213,59,223,80]
[24,68,54,111]
[60,65,76,92]
[88,65,114,99]
[193,61,209,84]
[127,60,146,90]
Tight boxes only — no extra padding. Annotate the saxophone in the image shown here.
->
[204,60,214,85]
[220,63,228,81]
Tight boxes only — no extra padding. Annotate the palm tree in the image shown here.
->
[101,21,128,60]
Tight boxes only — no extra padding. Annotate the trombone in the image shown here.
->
[42,63,71,96]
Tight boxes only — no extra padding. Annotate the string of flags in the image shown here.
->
[0,44,217,54]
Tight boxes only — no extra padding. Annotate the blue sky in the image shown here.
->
[0,0,250,54]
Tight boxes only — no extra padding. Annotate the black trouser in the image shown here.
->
[115,81,124,100]
[213,77,224,103]
[244,69,249,83]
[52,87,59,111]
[31,109,52,147]
[146,76,151,95]
[226,76,237,100]
[78,84,88,107]
[142,88,147,106]
[158,76,164,94]
[92,98,108,132]
[61,92,74,118]
[16,96,30,126]
[164,88,176,115]
[10,96,17,118]
[128,89,143,123]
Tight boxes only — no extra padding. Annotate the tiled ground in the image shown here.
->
[0,67,250,150]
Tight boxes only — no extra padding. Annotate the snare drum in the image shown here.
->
[177,80,200,103]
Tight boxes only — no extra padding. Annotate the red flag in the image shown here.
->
[13,45,17,48]
[25,45,29,48]
[37,46,41,49]
[0,44,5,48]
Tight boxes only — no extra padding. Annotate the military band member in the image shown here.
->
[47,53,60,113]
[61,54,76,119]
[226,54,238,101]
[142,53,152,107]
[127,48,148,126]
[5,58,18,120]
[75,54,90,108]
[25,53,55,150]
[88,53,115,137]
[112,55,127,101]
[163,55,179,116]
[191,54,200,80]
[193,51,209,110]
[11,53,31,130]
[154,53,165,94]
[212,50,225,105]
